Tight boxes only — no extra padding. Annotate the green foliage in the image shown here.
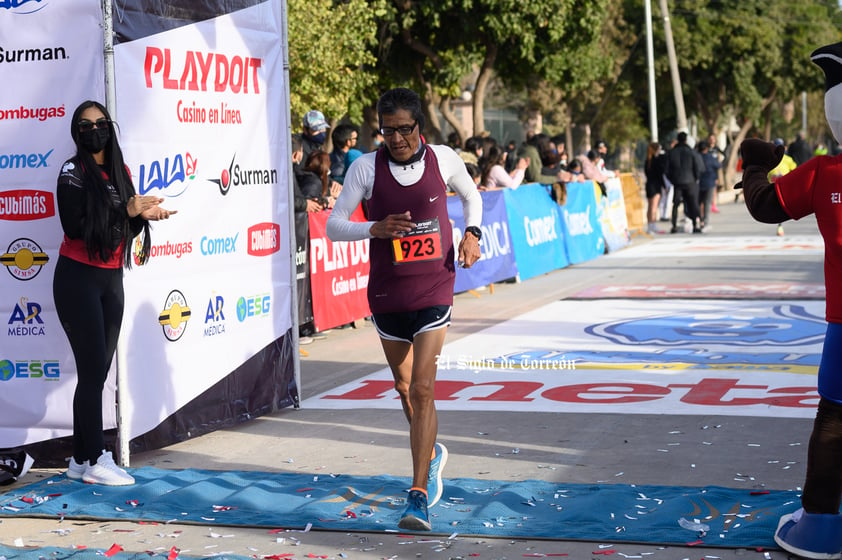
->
[287,0,387,125]
[285,0,842,154]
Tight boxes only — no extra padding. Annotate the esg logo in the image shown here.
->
[0,359,59,381]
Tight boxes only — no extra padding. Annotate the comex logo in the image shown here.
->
[158,289,191,341]
[1,238,48,280]
[0,0,48,15]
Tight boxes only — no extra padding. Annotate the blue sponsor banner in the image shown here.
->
[448,190,518,292]
[559,181,604,264]
[502,184,569,281]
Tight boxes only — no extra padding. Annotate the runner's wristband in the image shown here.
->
[465,226,482,241]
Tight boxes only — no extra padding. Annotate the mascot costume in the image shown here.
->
[738,41,842,559]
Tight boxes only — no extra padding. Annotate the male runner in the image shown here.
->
[326,87,482,531]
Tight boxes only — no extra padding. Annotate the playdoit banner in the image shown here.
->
[0,0,106,447]
[113,0,296,446]
[0,0,297,453]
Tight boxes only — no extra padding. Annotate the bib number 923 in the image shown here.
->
[392,217,443,264]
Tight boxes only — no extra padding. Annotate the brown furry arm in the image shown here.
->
[738,165,791,224]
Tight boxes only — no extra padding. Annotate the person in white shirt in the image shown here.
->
[479,144,530,189]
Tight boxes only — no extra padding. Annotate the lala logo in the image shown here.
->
[137,152,198,197]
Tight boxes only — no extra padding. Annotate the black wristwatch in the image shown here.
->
[465,226,482,241]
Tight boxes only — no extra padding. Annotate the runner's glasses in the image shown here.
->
[380,121,417,137]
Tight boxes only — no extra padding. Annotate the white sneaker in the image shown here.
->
[66,457,89,480]
[82,451,135,486]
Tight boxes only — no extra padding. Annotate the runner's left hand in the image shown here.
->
[458,232,481,268]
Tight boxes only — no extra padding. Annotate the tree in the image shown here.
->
[287,0,388,127]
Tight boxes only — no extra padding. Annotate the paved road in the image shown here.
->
[0,194,826,559]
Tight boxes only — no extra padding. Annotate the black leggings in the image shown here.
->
[53,255,124,464]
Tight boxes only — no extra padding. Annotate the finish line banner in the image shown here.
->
[303,299,825,419]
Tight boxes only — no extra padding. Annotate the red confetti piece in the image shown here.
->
[263,555,295,559]
[212,505,237,512]
[126,500,139,507]
[167,546,179,560]
[750,490,770,495]
[686,539,704,546]
[47,493,62,498]
[592,552,615,556]
[138,521,159,525]
[296,487,315,492]
[306,554,327,559]
[21,497,34,504]
[268,528,286,534]
[73,545,87,550]
[343,510,357,519]
[104,544,124,557]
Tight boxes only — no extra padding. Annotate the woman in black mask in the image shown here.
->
[54,100,175,485]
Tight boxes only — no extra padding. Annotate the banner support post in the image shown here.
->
[279,0,302,402]
[101,0,131,468]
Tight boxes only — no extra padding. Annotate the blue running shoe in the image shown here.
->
[398,489,431,531]
[427,442,448,507]
[774,508,842,559]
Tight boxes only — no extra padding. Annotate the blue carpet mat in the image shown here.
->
[0,544,254,560]
[0,467,798,548]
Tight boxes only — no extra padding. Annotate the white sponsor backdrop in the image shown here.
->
[114,3,291,442]
[0,0,107,446]
[0,1,293,447]
[303,299,825,418]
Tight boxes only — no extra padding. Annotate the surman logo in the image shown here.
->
[209,154,278,195]
[0,238,48,280]
[158,290,191,341]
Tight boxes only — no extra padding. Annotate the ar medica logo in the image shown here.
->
[0,0,48,15]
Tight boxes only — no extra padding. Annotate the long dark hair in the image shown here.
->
[478,144,505,187]
[70,100,150,267]
[304,150,331,198]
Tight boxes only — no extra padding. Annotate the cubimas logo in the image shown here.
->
[0,189,55,220]
[158,289,191,342]
[247,222,281,256]
[0,0,49,15]
[1,238,48,280]
[0,359,59,381]
[136,152,198,197]
[209,154,278,195]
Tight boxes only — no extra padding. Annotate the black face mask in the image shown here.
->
[79,128,111,154]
